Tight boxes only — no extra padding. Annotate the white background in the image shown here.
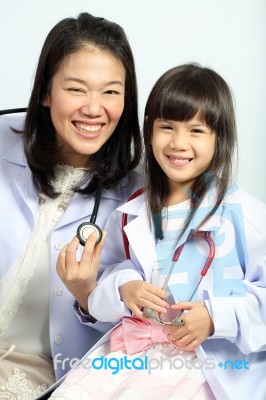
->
[1,0,265,202]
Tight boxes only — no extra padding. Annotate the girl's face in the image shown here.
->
[151,113,216,203]
[45,48,125,167]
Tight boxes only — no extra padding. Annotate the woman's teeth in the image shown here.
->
[75,122,101,133]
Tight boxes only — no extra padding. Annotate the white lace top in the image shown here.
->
[0,165,86,396]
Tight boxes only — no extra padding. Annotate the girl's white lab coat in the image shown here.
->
[0,114,140,381]
[85,186,266,400]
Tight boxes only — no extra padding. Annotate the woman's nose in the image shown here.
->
[79,93,103,117]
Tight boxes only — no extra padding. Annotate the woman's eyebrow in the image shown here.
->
[64,77,124,86]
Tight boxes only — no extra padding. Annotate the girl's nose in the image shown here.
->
[170,132,189,150]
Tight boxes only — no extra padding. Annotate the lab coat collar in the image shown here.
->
[3,137,27,166]
[116,185,238,280]
[3,140,130,229]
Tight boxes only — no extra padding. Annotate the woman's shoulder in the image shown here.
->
[109,167,144,203]
[0,113,24,158]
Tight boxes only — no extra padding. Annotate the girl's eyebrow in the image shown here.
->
[156,118,207,126]
[188,121,208,127]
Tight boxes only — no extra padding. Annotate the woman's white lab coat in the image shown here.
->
[85,185,266,400]
[0,113,141,382]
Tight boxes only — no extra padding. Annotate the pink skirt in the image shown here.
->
[51,341,215,400]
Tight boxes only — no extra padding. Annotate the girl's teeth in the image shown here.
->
[170,157,189,164]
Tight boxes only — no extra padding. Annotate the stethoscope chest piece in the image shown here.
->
[77,222,102,246]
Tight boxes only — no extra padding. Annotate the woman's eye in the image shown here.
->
[104,90,119,95]
[69,88,84,93]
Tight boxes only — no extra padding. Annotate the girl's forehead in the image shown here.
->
[154,110,207,124]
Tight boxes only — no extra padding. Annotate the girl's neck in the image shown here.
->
[166,182,192,206]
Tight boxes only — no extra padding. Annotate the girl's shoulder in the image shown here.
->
[223,185,266,234]
[224,185,266,211]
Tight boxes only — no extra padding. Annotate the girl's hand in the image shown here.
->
[162,301,214,351]
[119,280,169,318]
[56,232,107,311]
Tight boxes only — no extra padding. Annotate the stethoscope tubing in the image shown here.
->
[77,181,103,246]
[120,188,216,326]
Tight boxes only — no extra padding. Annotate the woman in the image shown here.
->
[0,12,141,399]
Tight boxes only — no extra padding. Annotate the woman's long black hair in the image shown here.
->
[144,63,237,239]
[23,12,141,197]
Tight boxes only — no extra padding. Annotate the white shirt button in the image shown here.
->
[54,287,63,296]
[54,336,63,344]
[55,243,64,250]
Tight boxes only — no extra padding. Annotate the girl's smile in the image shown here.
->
[151,114,215,202]
[166,155,193,168]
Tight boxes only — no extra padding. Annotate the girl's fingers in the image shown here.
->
[137,297,168,313]
[130,305,143,317]
[170,302,194,310]
[144,283,165,299]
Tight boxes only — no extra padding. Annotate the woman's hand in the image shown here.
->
[162,301,214,351]
[56,232,106,311]
[119,280,169,318]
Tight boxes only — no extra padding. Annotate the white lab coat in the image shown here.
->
[0,113,141,383]
[83,185,266,400]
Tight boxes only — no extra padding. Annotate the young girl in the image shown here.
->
[51,64,266,400]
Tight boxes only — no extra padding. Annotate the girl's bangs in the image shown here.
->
[156,87,206,122]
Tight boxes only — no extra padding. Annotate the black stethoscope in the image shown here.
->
[76,185,145,247]
[77,182,103,246]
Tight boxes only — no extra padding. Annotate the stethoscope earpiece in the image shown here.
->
[77,222,102,246]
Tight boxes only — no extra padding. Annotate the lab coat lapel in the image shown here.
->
[119,197,155,282]
[4,143,38,225]
[54,192,93,230]
[12,167,39,223]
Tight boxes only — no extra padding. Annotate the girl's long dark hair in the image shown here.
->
[23,12,141,197]
[144,63,237,239]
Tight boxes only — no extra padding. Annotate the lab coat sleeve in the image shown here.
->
[88,260,144,322]
[204,198,266,355]
[90,203,146,322]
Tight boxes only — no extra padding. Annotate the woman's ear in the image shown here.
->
[42,97,50,107]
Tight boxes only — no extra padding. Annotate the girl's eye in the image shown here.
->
[191,128,205,134]
[160,125,172,130]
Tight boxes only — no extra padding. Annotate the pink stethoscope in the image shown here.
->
[122,188,215,326]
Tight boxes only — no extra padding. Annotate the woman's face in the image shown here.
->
[45,47,126,167]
